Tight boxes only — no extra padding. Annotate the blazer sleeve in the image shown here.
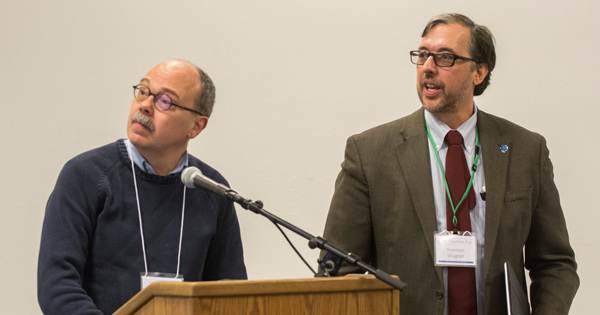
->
[525,137,579,314]
[321,135,375,274]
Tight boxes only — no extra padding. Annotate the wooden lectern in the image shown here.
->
[114,274,399,315]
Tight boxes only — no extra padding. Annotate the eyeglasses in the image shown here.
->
[133,84,204,116]
[410,50,475,67]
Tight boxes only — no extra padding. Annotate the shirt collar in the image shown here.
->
[124,139,188,175]
[424,104,478,154]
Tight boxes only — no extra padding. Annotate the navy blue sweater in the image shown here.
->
[38,140,247,314]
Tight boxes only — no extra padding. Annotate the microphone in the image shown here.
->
[182,168,407,290]
[181,166,230,196]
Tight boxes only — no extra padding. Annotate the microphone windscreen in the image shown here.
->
[181,166,201,188]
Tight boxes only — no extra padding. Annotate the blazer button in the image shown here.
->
[436,291,444,299]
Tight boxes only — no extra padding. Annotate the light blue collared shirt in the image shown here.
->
[425,106,486,315]
[124,139,188,175]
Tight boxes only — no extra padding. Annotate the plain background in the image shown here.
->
[1,0,598,313]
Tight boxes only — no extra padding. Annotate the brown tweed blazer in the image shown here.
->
[322,108,579,315]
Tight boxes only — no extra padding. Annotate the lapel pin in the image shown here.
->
[500,145,509,153]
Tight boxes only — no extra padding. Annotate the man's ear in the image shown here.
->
[188,116,208,139]
[473,63,489,86]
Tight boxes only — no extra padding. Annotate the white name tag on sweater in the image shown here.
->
[434,231,477,267]
[140,272,183,290]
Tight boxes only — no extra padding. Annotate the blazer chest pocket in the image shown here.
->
[504,187,532,203]
[503,187,533,231]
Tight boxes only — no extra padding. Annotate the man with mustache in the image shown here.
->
[321,14,578,315]
[38,60,247,314]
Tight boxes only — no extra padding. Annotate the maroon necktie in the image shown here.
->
[445,130,477,315]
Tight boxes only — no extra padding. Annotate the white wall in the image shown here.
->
[1,0,597,313]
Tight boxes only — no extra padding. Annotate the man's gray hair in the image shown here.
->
[422,13,496,96]
[179,60,216,117]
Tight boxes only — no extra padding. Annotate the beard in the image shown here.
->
[418,75,472,114]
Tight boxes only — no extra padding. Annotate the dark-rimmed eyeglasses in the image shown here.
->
[410,50,475,67]
[133,84,204,116]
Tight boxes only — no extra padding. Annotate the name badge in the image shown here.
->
[434,231,477,268]
[140,272,184,290]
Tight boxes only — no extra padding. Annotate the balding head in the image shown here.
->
[171,60,216,117]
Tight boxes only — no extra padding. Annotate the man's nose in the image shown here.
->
[138,95,155,114]
[422,55,438,73]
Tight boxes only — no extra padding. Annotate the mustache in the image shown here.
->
[422,74,445,89]
[131,112,155,132]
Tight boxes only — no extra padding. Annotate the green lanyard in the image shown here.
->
[426,124,480,233]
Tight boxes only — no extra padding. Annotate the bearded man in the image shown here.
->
[321,13,578,315]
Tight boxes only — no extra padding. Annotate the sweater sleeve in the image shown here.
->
[201,199,247,280]
[38,158,104,315]
[199,170,247,281]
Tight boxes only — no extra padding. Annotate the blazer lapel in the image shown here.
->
[477,110,510,279]
[394,109,442,282]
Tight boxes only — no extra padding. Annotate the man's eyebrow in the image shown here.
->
[139,78,181,100]
[418,46,458,54]
[161,87,180,100]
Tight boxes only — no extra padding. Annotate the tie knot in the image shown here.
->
[445,130,463,146]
